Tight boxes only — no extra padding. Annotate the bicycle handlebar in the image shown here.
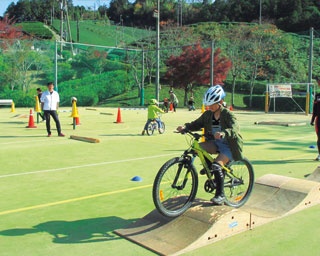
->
[175,129,203,140]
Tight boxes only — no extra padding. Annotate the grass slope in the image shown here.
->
[52,19,154,46]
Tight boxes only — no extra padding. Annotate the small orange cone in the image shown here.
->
[169,103,173,111]
[114,107,123,123]
[26,109,37,128]
[229,105,233,111]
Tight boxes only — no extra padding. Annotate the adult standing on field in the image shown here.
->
[169,90,179,112]
[40,82,65,137]
[310,92,320,160]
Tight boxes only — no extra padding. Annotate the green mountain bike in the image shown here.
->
[152,130,254,218]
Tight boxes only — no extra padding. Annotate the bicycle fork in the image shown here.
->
[171,156,194,190]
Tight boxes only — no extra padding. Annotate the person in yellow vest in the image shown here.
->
[36,88,45,122]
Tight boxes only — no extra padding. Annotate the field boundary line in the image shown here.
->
[0,184,152,216]
[0,153,176,179]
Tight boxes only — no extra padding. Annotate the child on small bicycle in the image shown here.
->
[176,85,243,205]
[142,99,165,135]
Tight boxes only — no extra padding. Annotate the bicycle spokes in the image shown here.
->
[152,157,198,217]
[223,159,254,207]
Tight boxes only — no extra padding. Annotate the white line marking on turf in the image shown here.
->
[0,138,65,145]
[0,153,176,179]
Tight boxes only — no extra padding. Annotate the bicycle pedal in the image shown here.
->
[199,168,206,175]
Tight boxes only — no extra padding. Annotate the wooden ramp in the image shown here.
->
[115,169,320,255]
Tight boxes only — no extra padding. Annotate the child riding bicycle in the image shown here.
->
[176,85,243,205]
[142,99,165,135]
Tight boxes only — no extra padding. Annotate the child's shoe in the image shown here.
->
[211,195,225,205]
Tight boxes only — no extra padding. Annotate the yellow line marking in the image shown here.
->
[0,184,152,216]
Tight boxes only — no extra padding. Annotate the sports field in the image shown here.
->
[1,106,319,256]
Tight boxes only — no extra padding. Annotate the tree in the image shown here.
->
[5,40,49,92]
[0,16,24,42]
[165,43,232,105]
[108,0,130,23]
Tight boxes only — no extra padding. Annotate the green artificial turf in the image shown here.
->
[0,106,318,255]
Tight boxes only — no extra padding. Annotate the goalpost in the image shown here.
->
[265,83,314,115]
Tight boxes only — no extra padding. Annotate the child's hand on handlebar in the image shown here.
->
[176,126,185,133]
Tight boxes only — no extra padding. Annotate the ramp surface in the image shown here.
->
[115,170,320,255]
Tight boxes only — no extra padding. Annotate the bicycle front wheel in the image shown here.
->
[146,122,155,136]
[158,122,165,134]
[223,157,254,208]
[152,157,198,218]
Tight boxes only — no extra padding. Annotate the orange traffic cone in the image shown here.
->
[229,105,233,111]
[114,107,123,123]
[169,103,173,111]
[26,109,37,128]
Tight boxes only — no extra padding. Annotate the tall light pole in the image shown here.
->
[259,0,262,25]
[154,1,160,102]
[177,0,182,26]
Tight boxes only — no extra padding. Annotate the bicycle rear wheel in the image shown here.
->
[146,122,155,136]
[152,157,198,218]
[158,122,165,134]
[223,157,254,208]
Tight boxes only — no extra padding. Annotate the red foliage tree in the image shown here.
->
[165,43,232,104]
[0,16,25,45]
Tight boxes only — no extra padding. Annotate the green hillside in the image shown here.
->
[52,19,155,46]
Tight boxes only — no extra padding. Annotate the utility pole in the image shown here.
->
[59,0,64,52]
[59,0,73,53]
[210,41,214,86]
[308,27,314,113]
[259,0,262,25]
[177,0,182,26]
[154,2,160,102]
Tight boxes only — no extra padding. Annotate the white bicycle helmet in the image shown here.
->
[203,85,225,106]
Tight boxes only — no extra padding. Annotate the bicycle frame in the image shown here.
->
[153,130,254,217]
[185,133,232,177]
